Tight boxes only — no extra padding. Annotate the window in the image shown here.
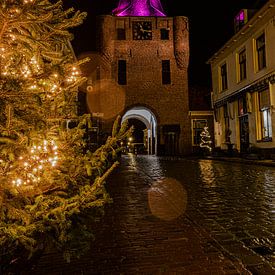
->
[256,33,266,71]
[117,28,126,40]
[160,28,169,40]
[220,63,228,91]
[261,109,272,140]
[118,60,127,85]
[192,119,207,146]
[234,9,247,33]
[238,49,247,81]
[259,90,272,140]
[162,60,171,84]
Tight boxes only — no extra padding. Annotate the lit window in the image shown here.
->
[261,109,272,139]
[234,9,247,33]
[256,33,266,71]
[192,119,207,146]
[259,90,272,140]
[238,49,247,81]
[220,63,228,91]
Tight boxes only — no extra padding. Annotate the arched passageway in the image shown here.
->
[122,107,157,155]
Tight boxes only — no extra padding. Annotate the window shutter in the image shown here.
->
[246,93,252,113]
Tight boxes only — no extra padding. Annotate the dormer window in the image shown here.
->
[234,9,247,33]
[234,9,256,33]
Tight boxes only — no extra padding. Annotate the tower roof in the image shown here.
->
[112,0,166,17]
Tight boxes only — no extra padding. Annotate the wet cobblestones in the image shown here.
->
[19,155,275,274]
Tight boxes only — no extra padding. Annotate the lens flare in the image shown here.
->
[86,79,126,120]
[148,177,187,221]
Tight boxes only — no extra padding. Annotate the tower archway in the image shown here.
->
[122,107,157,155]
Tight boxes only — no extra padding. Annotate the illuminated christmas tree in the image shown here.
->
[0,0,130,271]
[200,126,212,153]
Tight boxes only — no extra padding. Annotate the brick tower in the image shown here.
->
[80,0,191,156]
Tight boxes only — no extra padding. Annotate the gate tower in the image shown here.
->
[81,0,191,155]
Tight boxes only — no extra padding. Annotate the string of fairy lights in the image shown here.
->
[12,140,58,186]
[200,126,212,152]
[0,45,80,96]
[0,0,81,94]
[0,0,82,186]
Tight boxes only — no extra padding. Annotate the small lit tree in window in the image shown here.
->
[200,126,212,153]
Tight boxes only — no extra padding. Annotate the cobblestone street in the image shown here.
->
[25,155,274,274]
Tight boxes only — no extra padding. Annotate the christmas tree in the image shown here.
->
[0,0,131,271]
[200,126,212,153]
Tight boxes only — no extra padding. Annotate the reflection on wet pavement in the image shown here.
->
[29,154,275,274]
[130,155,274,271]
[158,157,275,272]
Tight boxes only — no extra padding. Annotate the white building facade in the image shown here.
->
[207,1,275,156]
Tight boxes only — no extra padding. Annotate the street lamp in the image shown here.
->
[127,137,133,153]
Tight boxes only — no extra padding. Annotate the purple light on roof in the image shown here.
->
[112,0,166,17]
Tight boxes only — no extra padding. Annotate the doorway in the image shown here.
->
[122,107,157,155]
[239,115,249,152]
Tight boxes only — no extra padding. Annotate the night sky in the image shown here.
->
[65,0,267,88]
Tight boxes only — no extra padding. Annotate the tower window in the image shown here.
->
[117,28,126,40]
[160,28,169,40]
[118,60,127,85]
[162,60,171,84]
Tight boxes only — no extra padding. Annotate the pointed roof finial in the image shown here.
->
[112,0,166,17]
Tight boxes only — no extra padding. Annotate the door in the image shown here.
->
[239,115,249,152]
[164,132,179,155]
